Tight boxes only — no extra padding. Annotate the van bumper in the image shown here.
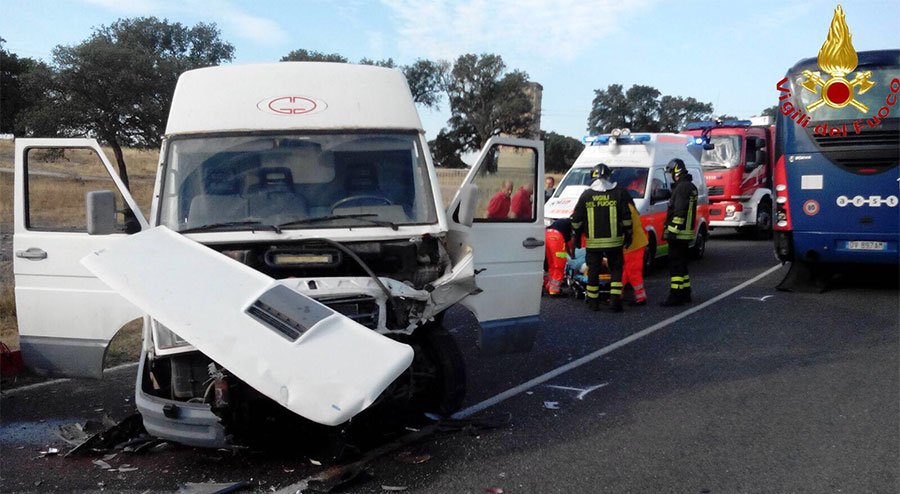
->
[134,355,228,448]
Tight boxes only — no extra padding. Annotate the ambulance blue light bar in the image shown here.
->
[582,134,652,145]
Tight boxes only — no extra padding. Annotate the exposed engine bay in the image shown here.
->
[133,232,476,439]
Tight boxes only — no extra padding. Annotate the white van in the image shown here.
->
[545,132,710,267]
[12,63,545,446]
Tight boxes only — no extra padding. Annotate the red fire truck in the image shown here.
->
[683,118,775,238]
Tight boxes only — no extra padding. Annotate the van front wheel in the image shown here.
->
[690,225,708,259]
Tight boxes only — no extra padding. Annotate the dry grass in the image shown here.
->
[105,319,143,368]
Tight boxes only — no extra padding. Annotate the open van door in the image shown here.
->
[13,138,149,378]
[446,136,545,353]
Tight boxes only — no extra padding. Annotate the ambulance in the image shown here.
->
[544,131,710,269]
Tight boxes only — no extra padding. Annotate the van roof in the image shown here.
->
[571,133,698,168]
[165,63,423,136]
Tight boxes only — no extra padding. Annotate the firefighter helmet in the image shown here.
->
[591,163,611,180]
[666,158,687,178]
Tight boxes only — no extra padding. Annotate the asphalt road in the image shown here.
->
[1,230,897,493]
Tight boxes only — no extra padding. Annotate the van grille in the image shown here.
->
[316,294,379,329]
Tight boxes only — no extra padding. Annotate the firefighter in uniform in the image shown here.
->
[661,158,698,306]
[571,163,633,312]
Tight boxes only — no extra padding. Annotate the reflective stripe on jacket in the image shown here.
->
[665,177,698,241]
[571,182,633,249]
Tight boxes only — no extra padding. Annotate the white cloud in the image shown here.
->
[82,0,162,14]
[381,0,656,62]
[80,0,289,45]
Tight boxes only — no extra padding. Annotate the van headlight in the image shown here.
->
[152,319,191,350]
[544,218,552,227]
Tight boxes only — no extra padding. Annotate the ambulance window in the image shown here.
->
[471,144,538,222]
[650,168,668,203]
[23,147,141,233]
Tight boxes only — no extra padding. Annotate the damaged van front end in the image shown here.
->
[12,63,544,448]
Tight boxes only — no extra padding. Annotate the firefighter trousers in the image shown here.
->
[586,248,623,301]
[543,229,567,295]
[667,239,691,299]
[622,247,647,302]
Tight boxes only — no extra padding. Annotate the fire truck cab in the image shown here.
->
[682,118,775,238]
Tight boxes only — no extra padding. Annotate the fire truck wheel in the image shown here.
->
[754,199,773,239]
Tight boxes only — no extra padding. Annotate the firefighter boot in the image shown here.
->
[610,295,624,313]
[587,296,601,311]
[683,286,693,303]
[660,289,686,307]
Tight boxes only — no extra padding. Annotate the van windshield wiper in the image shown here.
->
[180,220,282,234]
[277,214,399,231]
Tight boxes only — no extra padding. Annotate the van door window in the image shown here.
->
[24,147,146,233]
[471,145,538,222]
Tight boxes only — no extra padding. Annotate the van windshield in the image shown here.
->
[158,132,438,232]
[554,167,649,199]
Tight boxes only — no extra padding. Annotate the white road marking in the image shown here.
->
[545,383,609,400]
[740,295,774,302]
[453,263,784,419]
[0,362,138,397]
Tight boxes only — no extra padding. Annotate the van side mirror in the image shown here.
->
[86,190,117,235]
[457,183,479,227]
[651,188,672,203]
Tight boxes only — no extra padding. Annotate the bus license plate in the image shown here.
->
[846,241,886,251]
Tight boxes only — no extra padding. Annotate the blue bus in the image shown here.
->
[773,50,899,284]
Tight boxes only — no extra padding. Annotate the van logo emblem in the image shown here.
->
[257,96,328,116]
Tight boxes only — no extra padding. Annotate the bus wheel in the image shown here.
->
[690,225,708,259]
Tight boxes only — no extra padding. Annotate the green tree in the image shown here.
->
[587,84,629,134]
[0,39,50,134]
[625,85,662,132]
[446,53,534,154]
[760,105,780,118]
[280,49,348,62]
[402,59,448,110]
[281,51,447,109]
[541,131,584,173]
[21,17,234,188]
[658,95,714,131]
[588,83,714,134]
[359,57,396,68]
[429,129,467,168]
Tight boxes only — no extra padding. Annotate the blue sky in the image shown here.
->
[2,0,898,141]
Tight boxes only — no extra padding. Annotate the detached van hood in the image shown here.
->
[81,226,414,426]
